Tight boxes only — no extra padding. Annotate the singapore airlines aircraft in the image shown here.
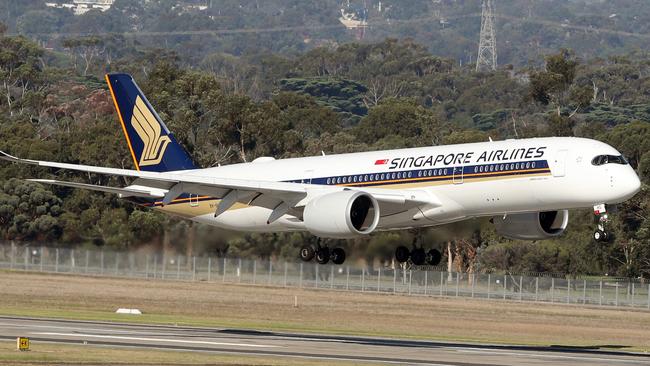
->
[0,74,641,265]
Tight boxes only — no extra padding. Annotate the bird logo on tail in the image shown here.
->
[130,96,171,166]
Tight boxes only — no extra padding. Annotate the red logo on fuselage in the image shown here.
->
[375,159,388,165]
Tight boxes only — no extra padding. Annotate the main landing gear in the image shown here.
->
[300,241,346,265]
[395,245,442,266]
[593,204,612,243]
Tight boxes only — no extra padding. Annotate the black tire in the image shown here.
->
[411,248,426,266]
[426,249,442,266]
[316,247,330,265]
[601,231,611,243]
[395,246,410,263]
[299,245,315,262]
[593,230,603,242]
[331,247,346,265]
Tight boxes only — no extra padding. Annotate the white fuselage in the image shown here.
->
[151,137,641,234]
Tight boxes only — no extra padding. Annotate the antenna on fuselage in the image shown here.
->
[489,137,493,142]
[321,151,326,156]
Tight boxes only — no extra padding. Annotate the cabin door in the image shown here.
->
[553,150,568,177]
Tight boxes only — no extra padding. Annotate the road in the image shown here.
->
[1,316,648,365]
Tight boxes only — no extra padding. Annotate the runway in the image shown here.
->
[1,316,648,365]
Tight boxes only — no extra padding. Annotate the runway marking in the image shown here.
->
[456,349,648,364]
[35,332,281,349]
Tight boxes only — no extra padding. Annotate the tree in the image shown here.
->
[280,77,368,125]
[62,37,104,76]
[0,179,62,241]
[0,36,43,116]
[354,98,441,147]
[528,49,580,115]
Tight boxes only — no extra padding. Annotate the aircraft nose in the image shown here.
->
[626,169,642,197]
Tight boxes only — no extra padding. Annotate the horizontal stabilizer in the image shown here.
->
[28,179,165,198]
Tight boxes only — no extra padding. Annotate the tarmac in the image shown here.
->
[1,316,648,365]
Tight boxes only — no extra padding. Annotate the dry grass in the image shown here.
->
[0,341,360,366]
[1,271,650,352]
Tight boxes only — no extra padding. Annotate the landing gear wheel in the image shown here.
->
[600,231,611,243]
[593,204,612,243]
[410,248,426,266]
[600,231,610,242]
[316,247,330,265]
[395,246,410,263]
[299,245,315,262]
[593,230,604,242]
[331,248,346,265]
[426,249,442,266]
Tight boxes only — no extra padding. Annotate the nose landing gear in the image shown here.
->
[593,204,611,243]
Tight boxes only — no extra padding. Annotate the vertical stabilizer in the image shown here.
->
[105,73,198,172]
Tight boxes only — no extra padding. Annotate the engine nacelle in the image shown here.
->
[303,190,380,239]
[493,210,569,240]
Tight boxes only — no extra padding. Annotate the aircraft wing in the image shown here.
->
[27,179,167,198]
[1,150,439,221]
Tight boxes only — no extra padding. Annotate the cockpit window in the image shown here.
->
[591,155,628,166]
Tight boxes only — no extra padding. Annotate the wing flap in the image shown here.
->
[28,179,165,198]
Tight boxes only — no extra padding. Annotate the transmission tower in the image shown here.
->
[476,0,497,72]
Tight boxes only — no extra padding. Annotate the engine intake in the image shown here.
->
[303,191,380,239]
[493,210,569,240]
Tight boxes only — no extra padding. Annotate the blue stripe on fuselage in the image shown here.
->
[129,159,551,208]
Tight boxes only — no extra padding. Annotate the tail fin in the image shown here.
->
[105,73,198,172]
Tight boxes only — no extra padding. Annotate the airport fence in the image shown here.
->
[1,243,649,310]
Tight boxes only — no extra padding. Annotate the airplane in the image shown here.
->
[0,73,641,266]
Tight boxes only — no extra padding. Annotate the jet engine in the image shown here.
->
[303,190,380,239]
[492,210,569,240]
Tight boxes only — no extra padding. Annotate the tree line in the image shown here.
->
[1,24,650,277]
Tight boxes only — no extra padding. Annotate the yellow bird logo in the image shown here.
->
[131,96,171,166]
